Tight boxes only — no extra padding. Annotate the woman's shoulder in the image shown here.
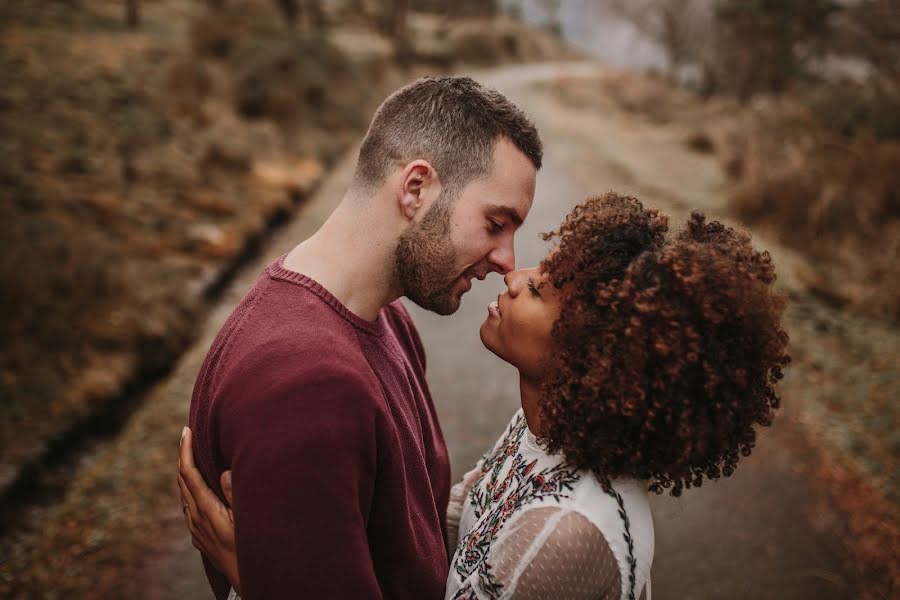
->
[557,475,654,600]
[564,475,654,537]
[493,505,625,600]
[505,504,619,565]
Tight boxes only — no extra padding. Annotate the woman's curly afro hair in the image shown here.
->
[538,193,791,496]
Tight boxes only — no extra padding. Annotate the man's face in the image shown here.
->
[394,138,537,315]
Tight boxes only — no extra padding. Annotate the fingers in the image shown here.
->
[220,470,234,509]
[178,428,196,512]
[179,429,229,523]
[180,426,195,470]
[177,428,202,538]
[177,427,232,565]
[179,428,209,504]
[177,469,198,534]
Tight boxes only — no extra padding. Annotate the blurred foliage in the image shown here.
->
[616,0,900,320]
[0,0,370,479]
[719,1,899,314]
[711,0,840,98]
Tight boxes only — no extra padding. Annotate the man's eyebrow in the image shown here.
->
[485,204,524,227]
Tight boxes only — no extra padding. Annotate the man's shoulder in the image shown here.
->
[233,328,376,388]
[228,281,371,360]
[249,282,360,339]
[217,334,384,431]
[216,292,381,404]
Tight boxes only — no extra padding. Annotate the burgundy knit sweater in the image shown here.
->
[188,254,451,599]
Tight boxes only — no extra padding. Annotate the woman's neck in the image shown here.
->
[519,375,543,435]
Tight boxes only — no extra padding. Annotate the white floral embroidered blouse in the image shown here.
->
[444,409,654,600]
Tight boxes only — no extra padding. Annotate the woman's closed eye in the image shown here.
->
[527,277,541,298]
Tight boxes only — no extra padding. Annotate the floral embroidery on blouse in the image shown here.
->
[452,413,581,599]
[451,581,478,600]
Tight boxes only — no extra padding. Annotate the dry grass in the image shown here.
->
[0,0,361,488]
[726,87,900,321]
[807,444,900,599]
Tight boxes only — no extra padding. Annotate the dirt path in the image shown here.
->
[3,61,894,599]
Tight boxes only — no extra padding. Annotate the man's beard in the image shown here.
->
[394,199,464,316]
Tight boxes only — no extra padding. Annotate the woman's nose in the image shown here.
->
[504,269,523,296]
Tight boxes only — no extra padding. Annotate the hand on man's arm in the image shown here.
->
[445,463,485,555]
[179,428,241,594]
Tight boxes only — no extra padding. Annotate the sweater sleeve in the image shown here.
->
[219,363,383,599]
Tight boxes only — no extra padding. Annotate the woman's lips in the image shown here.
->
[488,294,502,318]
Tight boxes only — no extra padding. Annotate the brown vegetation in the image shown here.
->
[810,448,900,599]
[728,106,900,320]
[721,0,900,322]
[612,0,900,322]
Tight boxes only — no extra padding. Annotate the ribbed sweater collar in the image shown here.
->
[267,254,386,337]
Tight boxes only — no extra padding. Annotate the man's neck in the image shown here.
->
[283,195,401,322]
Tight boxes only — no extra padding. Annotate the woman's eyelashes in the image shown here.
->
[527,277,541,298]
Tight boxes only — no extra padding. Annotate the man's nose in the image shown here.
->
[489,238,516,275]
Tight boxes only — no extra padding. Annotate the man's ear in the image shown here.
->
[398,160,437,220]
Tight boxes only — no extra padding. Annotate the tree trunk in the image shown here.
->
[276,0,298,29]
[125,0,140,30]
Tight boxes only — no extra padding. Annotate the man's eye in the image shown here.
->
[489,219,503,233]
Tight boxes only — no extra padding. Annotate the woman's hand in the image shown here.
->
[177,427,241,596]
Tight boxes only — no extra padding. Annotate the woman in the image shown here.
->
[178,193,790,599]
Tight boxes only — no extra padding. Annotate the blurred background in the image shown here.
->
[0,1,897,598]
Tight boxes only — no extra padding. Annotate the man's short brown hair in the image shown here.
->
[353,76,542,197]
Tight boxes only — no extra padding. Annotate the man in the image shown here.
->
[178,75,541,599]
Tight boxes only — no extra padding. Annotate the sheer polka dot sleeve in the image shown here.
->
[483,507,621,600]
[446,464,485,555]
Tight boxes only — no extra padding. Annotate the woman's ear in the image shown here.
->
[398,160,437,220]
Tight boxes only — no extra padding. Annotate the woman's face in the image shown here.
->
[479,263,563,381]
